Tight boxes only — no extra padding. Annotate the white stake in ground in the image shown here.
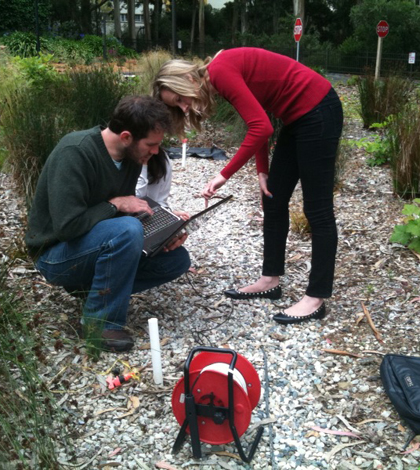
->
[148,318,163,385]
[181,138,188,167]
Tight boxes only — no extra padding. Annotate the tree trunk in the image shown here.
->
[127,0,136,49]
[80,0,92,34]
[154,0,160,43]
[240,0,246,46]
[273,1,278,35]
[144,0,151,42]
[293,0,304,25]
[190,0,197,53]
[232,0,238,45]
[113,0,122,39]
[198,0,205,56]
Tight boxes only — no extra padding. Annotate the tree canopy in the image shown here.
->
[1,0,419,56]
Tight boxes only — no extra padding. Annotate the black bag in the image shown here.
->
[380,353,420,435]
[165,146,228,161]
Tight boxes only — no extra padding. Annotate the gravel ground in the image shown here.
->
[2,84,420,470]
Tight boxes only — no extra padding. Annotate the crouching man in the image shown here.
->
[25,96,190,352]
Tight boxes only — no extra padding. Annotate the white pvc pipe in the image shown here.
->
[181,139,187,167]
[148,318,163,385]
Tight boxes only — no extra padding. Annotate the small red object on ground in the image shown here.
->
[106,372,134,390]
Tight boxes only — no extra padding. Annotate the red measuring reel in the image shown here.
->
[172,347,264,463]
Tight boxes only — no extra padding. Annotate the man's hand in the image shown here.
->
[201,173,227,206]
[109,196,153,215]
[163,210,190,251]
[164,231,188,251]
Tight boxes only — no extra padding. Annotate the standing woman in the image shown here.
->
[152,47,343,325]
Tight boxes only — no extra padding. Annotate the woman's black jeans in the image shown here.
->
[262,87,343,298]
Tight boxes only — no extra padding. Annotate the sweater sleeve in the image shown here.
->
[209,66,273,179]
[47,147,116,241]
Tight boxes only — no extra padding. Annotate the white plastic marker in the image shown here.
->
[181,138,188,167]
[148,318,163,385]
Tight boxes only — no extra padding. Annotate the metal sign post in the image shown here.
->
[375,20,389,80]
[294,18,303,62]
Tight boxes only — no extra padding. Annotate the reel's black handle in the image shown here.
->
[183,346,238,395]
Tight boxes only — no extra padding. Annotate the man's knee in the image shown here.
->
[174,246,191,274]
[151,246,191,279]
[108,216,144,251]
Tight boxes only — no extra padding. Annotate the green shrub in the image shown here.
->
[1,65,140,204]
[12,53,60,87]
[2,82,74,205]
[357,75,414,129]
[390,199,420,254]
[0,260,70,467]
[45,37,96,65]
[351,119,393,167]
[67,66,138,129]
[388,103,420,199]
[77,35,138,63]
[210,97,246,147]
[136,49,176,94]
[346,75,360,87]
[2,32,48,58]
[2,32,138,65]
[0,129,7,170]
[309,66,327,78]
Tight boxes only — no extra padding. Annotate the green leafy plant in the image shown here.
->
[45,37,96,65]
[2,31,48,57]
[348,117,394,167]
[390,199,420,254]
[346,75,360,87]
[354,134,392,167]
[12,53,60,87]
[309,65,326,78]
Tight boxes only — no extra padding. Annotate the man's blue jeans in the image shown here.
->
[36,216,191,330]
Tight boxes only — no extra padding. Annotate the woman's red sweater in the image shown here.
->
[207,47,332,179]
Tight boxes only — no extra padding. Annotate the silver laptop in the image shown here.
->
[136,195,233,257]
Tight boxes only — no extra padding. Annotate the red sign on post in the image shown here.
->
[294,18,303,43]
[376,20,389,38]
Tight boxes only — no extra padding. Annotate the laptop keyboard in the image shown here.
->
[140,206,179,238]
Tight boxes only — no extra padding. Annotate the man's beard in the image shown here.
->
[123,144,148,165]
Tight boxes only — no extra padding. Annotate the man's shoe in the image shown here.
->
[224,285,282,300]
[101,329,134,352]
[273,303,326,325]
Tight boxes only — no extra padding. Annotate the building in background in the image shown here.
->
[105,4,146,37]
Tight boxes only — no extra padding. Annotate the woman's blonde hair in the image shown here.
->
[152,56,216,137]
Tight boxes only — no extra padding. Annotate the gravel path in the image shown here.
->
[1,85,420,469]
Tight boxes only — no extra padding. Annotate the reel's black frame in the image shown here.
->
[172,346,264,463]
